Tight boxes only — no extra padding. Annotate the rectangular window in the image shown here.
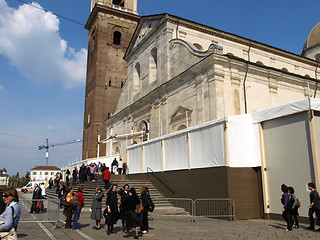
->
[33,172,37,175]
[45,172,49,175]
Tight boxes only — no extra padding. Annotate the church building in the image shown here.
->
[82,0,320,219]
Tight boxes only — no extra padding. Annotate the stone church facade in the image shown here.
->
[81,0,320,220]
[103,13,320,161]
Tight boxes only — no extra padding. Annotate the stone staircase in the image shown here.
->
[46,175,190,215]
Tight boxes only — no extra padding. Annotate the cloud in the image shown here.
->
[0,0,87,88]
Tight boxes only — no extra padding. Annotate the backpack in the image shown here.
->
[296,199,301,208]
[135,202,144,214]
[148,197,155,212]
[70,193,79,207]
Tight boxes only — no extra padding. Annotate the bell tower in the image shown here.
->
[82,0,140,160]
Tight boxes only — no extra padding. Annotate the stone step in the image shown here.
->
[47,178,189,216]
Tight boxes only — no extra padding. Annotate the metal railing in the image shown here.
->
[19,198,60,229]
[147,167,175,194]
[152,198,236,222]
[194,198,236,221]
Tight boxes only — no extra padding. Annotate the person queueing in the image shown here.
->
[79,163,86,183]
[65,170,71,188]
[288,186,299,228]
[30,184,42,213]
[106,184,119,235]
[118,184,130,232]
[140,186,151,234]
[122,162,127,175]
[118,159,123,175]
[64,187,73,229]
[306,182,320,231]
[103,167,111,190]
[91,187,104,230]
[72,167,78,186]
[111,158,118,174]
[72,186,85,230]
[56,181,66,209]
[122,187,142,239]
[48,178,54,189]
[0,187,21,239]
[280,184,293,231]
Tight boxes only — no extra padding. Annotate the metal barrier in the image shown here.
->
[153,198,194,221]
[19,198,60,229]
[152,198,236,222]
[194,198,236,221]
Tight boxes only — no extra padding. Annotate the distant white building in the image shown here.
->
[0,168,9,186]
[30,166,61,182]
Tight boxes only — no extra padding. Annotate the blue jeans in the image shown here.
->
[72,205,82,229]
[59,195,63,208]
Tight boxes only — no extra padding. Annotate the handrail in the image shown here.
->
[147,167,175,194]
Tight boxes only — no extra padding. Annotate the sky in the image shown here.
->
[0,0,319,176]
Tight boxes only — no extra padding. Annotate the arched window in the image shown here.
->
[113,31,121,45]
[282,68,289,72]
[149,48,157,84]
[139,121,148,142]
[113,0,124,7]
[315,54,320,62]
[115,146,120,154]
[226,53,234,57]
[193,43,203,51]
[256,61,264,66]
[177,124,187,131]
[305,74,311,78]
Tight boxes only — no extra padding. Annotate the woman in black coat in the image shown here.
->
[118,184,130,231]
[140,186,151,233]
[105,184,119,235]
[122,187,141,239]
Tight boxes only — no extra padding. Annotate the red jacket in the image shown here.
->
[76,192,84,206]
[103,169,111,180]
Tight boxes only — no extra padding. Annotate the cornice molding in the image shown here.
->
[85,4,140,30]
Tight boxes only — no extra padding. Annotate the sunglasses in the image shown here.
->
[2,194,10,198]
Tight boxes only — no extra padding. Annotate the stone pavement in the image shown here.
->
[17,192,320,240]
[16,211,320,240]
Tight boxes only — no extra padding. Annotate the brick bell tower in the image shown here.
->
[82,0,140,160]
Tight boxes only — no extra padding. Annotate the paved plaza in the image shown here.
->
[16,192,320,240]
[17,210,320,240]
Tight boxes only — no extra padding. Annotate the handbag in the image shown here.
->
[0,221,18,240]
[135,203,144,214]
[61,200,71,207]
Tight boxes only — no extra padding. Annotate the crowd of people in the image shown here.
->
[55,175,154,239]
[90,184,154,239]
[280,182,320,232]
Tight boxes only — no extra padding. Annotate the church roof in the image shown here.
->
[31,166,61,171]
[124,13,318,66]
[303,22,320,51]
